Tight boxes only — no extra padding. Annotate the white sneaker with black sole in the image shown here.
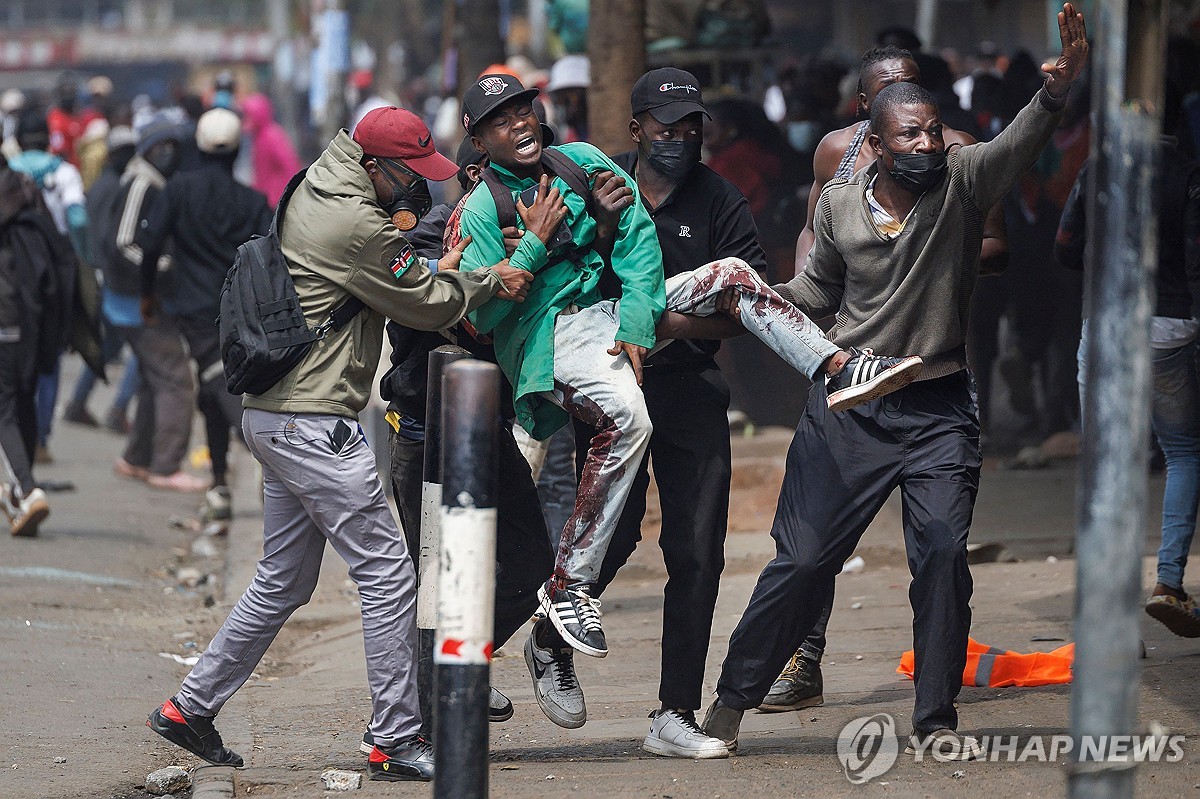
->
[524,620,587,729]
[905,728,984,760]
[643,709,730,759]
[358,687,514,754]
[825,348,923,412]
[538,582,607,657]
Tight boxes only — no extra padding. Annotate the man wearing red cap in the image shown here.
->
[147,107,533,782]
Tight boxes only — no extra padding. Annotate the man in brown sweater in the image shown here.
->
[703,3,1089,760]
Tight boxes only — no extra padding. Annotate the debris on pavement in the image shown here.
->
[843,555,866,573]
[158,652,201,667]
[145,765,191,795]
[320,769,362,791]
[967,542,1019,564]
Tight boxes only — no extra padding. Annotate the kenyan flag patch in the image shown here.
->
[389,244,417,279]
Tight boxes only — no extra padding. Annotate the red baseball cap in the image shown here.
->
[352,107,458,181]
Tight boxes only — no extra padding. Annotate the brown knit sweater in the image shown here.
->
[775,86,1067,380]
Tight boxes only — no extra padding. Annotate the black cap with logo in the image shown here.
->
[630,67,710,124]
[462,74,541,134]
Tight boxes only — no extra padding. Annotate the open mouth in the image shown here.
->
[515,134,538,156]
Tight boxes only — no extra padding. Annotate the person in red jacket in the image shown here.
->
[46,76,84,167]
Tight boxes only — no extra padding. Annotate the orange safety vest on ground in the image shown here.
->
[897,637,1075,687]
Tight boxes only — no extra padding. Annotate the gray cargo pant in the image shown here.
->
[547,257,840,588]
[176,409,421,747]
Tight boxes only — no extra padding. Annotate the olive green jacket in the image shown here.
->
[243,131,502,419]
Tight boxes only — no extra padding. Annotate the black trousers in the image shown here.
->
[583,366,732,712]
[717,371,980,734]
[0,342,38,494]
[388,422,553,649]
[178,315,245,483]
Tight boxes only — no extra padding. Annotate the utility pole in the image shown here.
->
[1070,1,1167,797]
[457,0,507,94]
[587,0,646,155]
[915,0,938,49]
[267,0,299,148]
[313,0,350,147]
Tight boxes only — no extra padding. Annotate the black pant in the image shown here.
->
[584,366,732,712]
[717,371,980,734]
[388,422,553,649]
[178,315,245,483]
[0,342,38,494]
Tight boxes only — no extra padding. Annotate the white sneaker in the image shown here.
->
[10,487,49,537]
[524,620,586,729]
[201,486,232,522]
[643,709,730,759]
[0,483,18,523]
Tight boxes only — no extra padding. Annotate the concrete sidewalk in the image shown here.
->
[190,427,1200,798]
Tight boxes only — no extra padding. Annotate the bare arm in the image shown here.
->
[792,131,851,280]
[655,310,746,340]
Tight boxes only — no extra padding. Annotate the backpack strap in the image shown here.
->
[271,166,366,337]
[269,168,310,236]
[481,167,519,230]
[541,148,596,220]
[480,147,599,234]
[326,294,366,333]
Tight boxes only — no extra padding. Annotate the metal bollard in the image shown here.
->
[418,345,472,738]
[435,360,499,799]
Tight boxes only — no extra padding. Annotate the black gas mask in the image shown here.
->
[882,144,947,195]
[376,158,432,231]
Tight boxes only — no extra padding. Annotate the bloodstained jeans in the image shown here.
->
[543,258,841,589]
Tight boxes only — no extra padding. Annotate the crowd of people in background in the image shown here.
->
[1,13,1197,674]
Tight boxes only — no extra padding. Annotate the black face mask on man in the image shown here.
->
[644,140,702,182]
[376,158,433,231]
[882,144,947,194]
[146,143,182,179]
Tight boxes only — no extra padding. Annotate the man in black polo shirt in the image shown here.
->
[582,68,762,759]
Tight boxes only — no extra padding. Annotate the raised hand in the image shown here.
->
[439,234,472,272]
[1043,2,1089,98]
[591,169,635,239]
[517,173,568,245]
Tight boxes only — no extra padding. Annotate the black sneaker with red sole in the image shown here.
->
[367,735,435,782]
[147,697,244,767]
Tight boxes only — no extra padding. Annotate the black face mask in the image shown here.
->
[146,146,181,179]
[644,140,702,182]
[377,159,432,231]
[882,144,947,194]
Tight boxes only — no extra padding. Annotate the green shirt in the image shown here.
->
[459,142,665,439]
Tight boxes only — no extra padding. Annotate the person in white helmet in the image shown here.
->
[546,54,590,143]
[135,108,273,517]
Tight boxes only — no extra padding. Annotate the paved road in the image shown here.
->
[2,362,1197,798]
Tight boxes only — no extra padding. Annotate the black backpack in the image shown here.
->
[219,169,366,396]
[479,147,596,241]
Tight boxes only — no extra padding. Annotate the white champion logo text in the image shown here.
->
[659,82,698,93]
[679,225,691,238]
